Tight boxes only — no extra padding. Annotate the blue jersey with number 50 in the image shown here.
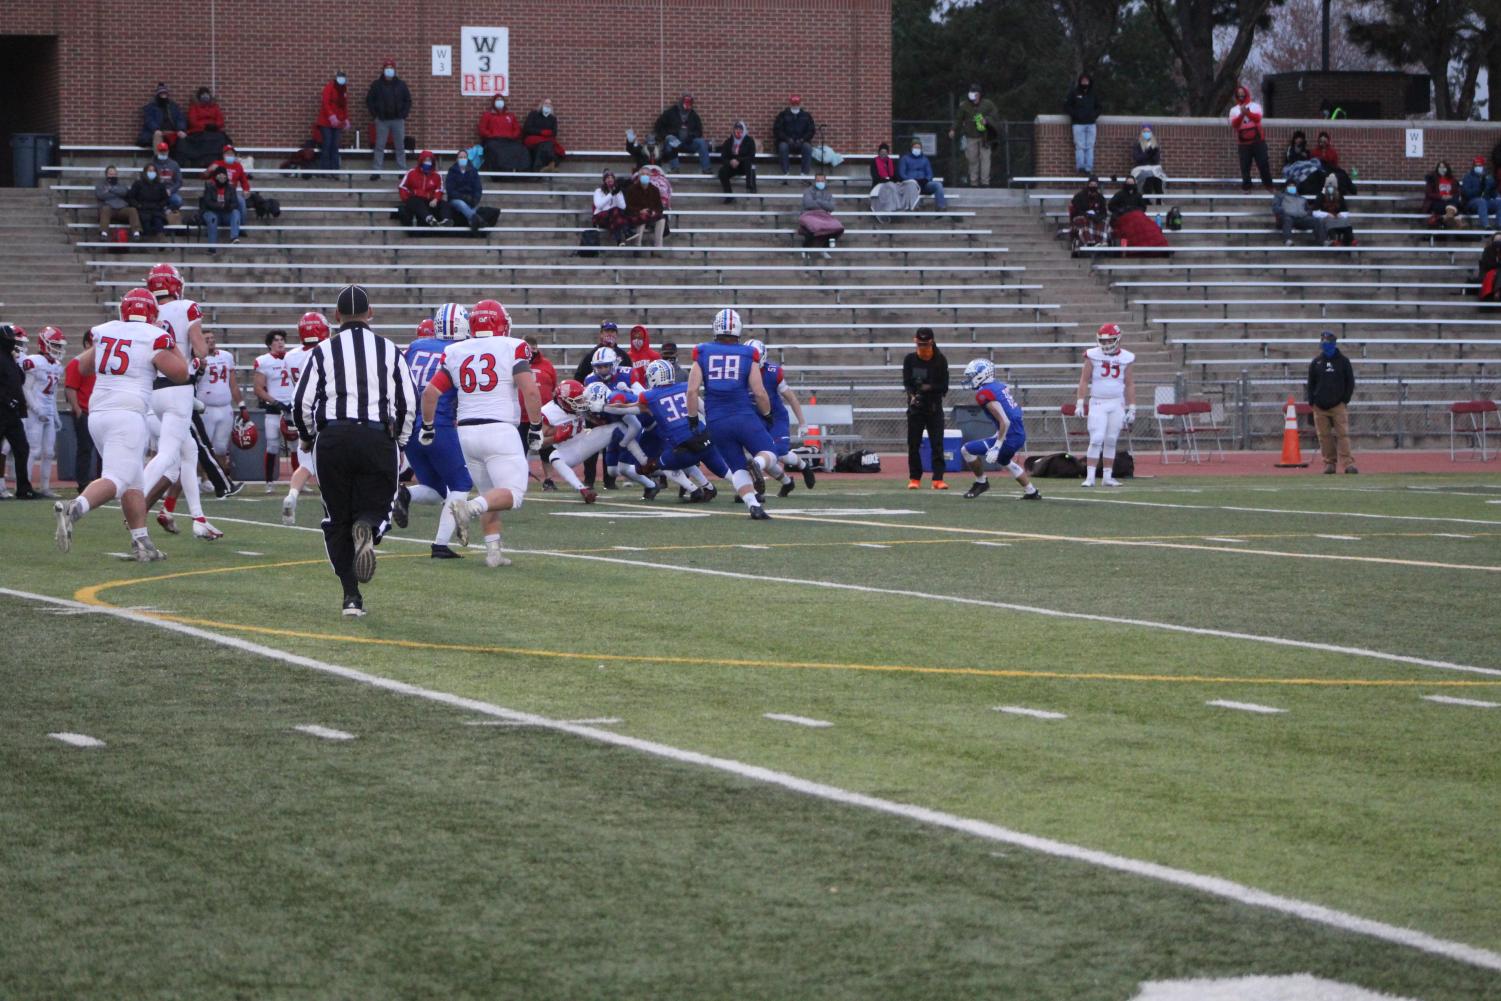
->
[405,337,457,427]
[694,341,759,419]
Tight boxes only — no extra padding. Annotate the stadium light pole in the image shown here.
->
[1321,0,1331,71]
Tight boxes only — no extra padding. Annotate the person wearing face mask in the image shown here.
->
[625,168,667,248]
[94,167,142,241]
[774,94,817,178]
[137,82,186,150]
[1068,176,1106,251]
[593,170,629,244]
[1063,74,1101,175]
[1461,155,1501,229]
[187,87,226,135]
[203,144,252,219]
[318,71,350,170]
[897,139,947,211]
[870,142,919,218]
[151,142,185,221]
[1307,332,1357,475]
[128,164,171,239]
[1478,231,1501,301]
[653,93,711,174]
[903,328,949,490]
[446,151,486,230]
[398,151,449,228]
[950,83,1000,187]
[1108,175,1146,219]
[1130,125,1167,197]
[1228,85,1273,192]
[1272,181,1325,245]
[199,166,242,249]
[366,59,412,178]
[717,121,759,201]
[1313,174,1354,246]
[797,173,843,257]
[1422,160,1462,222]
[478,95,529,172]
[523,98,566,172]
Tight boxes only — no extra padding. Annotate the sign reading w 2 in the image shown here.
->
[460,26,509,97]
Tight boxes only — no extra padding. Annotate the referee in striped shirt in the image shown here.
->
[293,285,416,617]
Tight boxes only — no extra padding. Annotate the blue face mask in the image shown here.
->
[421,162,434,172]
[457,158,468,169]
[384,68,395,79]
[336,75,347,86]
[1321,341,1337,358]
[814,181,826,191]
[639,175,651,186]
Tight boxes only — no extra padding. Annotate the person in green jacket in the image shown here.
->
[949,83,1001,187]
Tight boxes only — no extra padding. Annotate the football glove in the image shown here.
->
[1124,405,1137,429]
[526,424,544,452]
[193,397,206,414]
[418,422,436,446]
[1074,398,1086,417]
[263,400,283,415]
[687,416,701,432]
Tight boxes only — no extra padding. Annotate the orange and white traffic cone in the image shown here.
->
[1274,395,1309,468]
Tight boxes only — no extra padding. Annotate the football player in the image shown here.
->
[394,305,475,557]
[687,309,783,519]
[420,299,542,568]
[53,289,190,561]
[20,326,67,498]
[1075,323,1137,487]
[958,359,1040,501]
[279,312,329,525]
[600,359,724,500]
[745,338,815,497]
[252,329,295,491]
[195,329,244,482]
[536,379,605,502]
[582,344,657,491]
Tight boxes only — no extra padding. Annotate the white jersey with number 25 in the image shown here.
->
[1085,346,1135,400]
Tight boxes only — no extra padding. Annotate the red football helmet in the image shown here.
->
[280,416,300,444]
[120,288,160,325]
[415,318,437,339]
[470,298,511,338]
[1096,322,1122,354]
[555,379,587,413]
[145,262,184,301]
[11,327,27,356]
[231,413,259,450]
[298,311,330,346]
[38,326,67,362]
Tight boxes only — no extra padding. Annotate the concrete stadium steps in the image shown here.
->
[0,190,103,333]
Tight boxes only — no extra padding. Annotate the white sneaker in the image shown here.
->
[485,543,511,568]
[281,492,297,526]
[1102,477,1123,488]
[54,500,77,553]
[1081,480,1095,488]
[193,518,224,540]
[132,537,168,562]
[448,495,473,546]
[0,487,14,499]
[264,482,276,494]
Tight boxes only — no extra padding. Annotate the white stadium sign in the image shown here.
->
[460,26,509,97]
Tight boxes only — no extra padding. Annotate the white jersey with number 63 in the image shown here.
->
[440,335,533,424]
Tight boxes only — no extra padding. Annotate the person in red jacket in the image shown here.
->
[203,144,251,215]
[1228,85,1273,192]
[478,96,529,171]
[398,150,447,227]
[188,87,227,134]
[317,71,350,170]
[625,324,661,386]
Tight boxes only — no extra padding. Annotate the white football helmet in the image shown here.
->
[962,359,994,390]
[644,359,675,388]
[1097,323,1122,354]
[711,308,743,340]
[434,303,470,341]
[590,346,618,379]
[582,381,611,413]
[744,338,767,366]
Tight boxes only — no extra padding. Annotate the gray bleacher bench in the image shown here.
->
[1078,245,1477,260]
[73,241,1005,262]
[186,319,1078,335]
[1012,175,1424,189]
[1155,316,1501,336]
[1111,280,1478,294]
[1132,298,1501,320]
[1168,336,1501,364]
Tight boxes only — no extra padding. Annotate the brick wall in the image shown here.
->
[0,0,891,153]
[1035,115,1501,182]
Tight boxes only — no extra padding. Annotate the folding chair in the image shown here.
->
[1057,402,1090,451]
[1155,402,1197,463]
[1182,400,1228,461]
[1449,400,1498,461]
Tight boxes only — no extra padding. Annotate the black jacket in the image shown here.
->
[1109,186,1147,218]
[719,134,757,165]
[1307,350,1355,409]
[365,76,412,120]
[129,177,171,215]
[0,347,27,420]
[654,104,704,144]
[903,349,949,412]
[773,108,816,145]
[200,179,236,215]
[523,109,559,142]
[1064,86,1101,125]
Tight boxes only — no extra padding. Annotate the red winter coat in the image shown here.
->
[523,354,557,424]
[203,159,250,193]
[318,81,349,129]
[398,166,444,202]
[1229,101,1264,145]
[1314,142,1340,169]
[626,325,662,385]
[478,109,521,141]
[188,101,226,134]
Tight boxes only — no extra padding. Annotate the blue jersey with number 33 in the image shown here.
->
[694,341,759,419]
[639,384,694,445]
[405,337,457,426]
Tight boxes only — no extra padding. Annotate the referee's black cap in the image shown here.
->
[336,284,371,317]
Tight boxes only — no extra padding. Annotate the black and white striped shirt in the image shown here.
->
[293,322,416,445]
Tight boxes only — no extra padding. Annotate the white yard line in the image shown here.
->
[465,716,624,726]
[234,550,265,556]
[1315,535,1362,542]
[49,732,105,748]
[763,713,834,728]
[971,541,1012,547]
[5,584,1499,974]
[993,706,1068,720]
[1207,700,1288,715]
[293,724,355,741]
[853,543,891,549]
[1421,695,1500,709]
[1050,494,1501,527]
[1430,534,1476,540]
[1201,537,1243,544]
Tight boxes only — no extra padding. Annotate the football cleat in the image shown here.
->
[778,479,795,498]
[342,596,366,617]
[53,500,76,553]
[352,521,377,582]
[132,537,167,562]
[156,510,179,534]
[1102,477,1123,487]
[192,518,223,540]
[749,505,771,520]
[907,479,921,490]
[431,544,463,559]
[963,481,990,499]
[447,497,473,546]
[281,493,297,526]
[702,483,718,502]
[642,484,661,502]
[686,488,706,503]
[802,464,816,489]
[579,487,598,504]
[961,358,994,390]
[1021,490,1042,500]
[932,481,949,491]
[392,484,410,528]
[484,543,511,568]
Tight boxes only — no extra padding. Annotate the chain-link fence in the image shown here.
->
[890,119,1034,187]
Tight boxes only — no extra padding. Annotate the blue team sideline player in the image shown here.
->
[745,338,815,497]
[397,304,477,557]
[959,359,1041,501]
[603,359,726,501]
[686,308,783,520]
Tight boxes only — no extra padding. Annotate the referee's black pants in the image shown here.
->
[906,403,946,482]
[314,423,398,596]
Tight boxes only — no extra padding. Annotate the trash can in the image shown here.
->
[10,133,56,187]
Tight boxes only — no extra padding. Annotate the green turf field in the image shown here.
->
[3,473,1500,999]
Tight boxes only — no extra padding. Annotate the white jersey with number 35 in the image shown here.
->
[87,319,178,415]
[1085,346,1135,400]
[440,336,533,424]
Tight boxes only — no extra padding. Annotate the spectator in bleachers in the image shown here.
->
[717,122,758,201]
[1461,156,1501,229]
[870,142,919,219]
[626,325,662,385]
[952,83,1001,186]
[138,82,186,150]
[398,151,448,227]
[1313,175,1354,246]
[774,94,817,178]
[625,169,667,248]
[1307,331,1357,475]
[1063,74,1100,175]
[654,94,711,174]
[798,173,843,257]
[1273,182,1325,245]
[1130,125,1166,197]
[625,129,660,171]
[898,139,947,211]
[174,86,231,169]
[523,98,566,172]
[1110,186,1170,253]
[1068,176,1106,247]
[478,96,529,172]
[1478,231,1501,301]
[1312,131,1355,194]
[1423,160,1464,222]
[152,142,184,218]
[1108,175,1147,219]
[445,151,486,231]
[203,145,251,216]
[188,87,226,136]
[127,164,171,239]
[199,165,242,249]
[1282,130,1312,167]
[1229,86,1273,192]
[366,59,412,178]
[592,170,629,244]
[94,166,141,241]
[317,71,350,170]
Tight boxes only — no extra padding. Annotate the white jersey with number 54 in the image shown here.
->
[1085,346,1135,400]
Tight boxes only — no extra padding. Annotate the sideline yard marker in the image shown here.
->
[763,713,834,728]
[49,732,105,748]
[1421,695,1500,709]
[993,706,1068,720]
[293,724,355,741]
[1207,700,1287,715]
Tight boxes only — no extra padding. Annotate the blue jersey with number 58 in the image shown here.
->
[405,337,457,426]
[694,341,759,419]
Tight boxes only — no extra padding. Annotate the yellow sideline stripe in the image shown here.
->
[71,562,1501,689]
